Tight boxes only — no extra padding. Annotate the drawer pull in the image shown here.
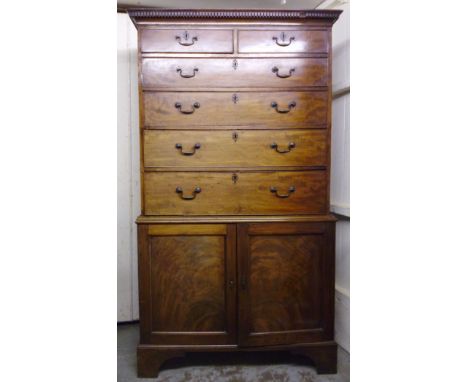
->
[270,142,296,154]
[272,32,295,47]
[176,67,199,78]
[175,143,201,156]
[271,101,296,114]
[270,186,295,198]
[175,102,200,114]
[175,186,201,200]
[175,31,198,46]
[272,66,295,78]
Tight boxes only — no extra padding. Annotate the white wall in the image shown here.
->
[117,13,140,322]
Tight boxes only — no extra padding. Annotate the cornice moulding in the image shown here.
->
[127,9,342,23]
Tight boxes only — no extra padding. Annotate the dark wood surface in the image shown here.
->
[238,222,335,346]
[127,9,342,22]
[129,8,341,378]
[139,224,237,346]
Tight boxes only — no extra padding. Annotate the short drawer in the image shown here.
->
[140,29,233,53]
[238,30,329,54]
[144,129,327,168]
[143,91,328,128]
[144,171,327,215]
[142,58,328,88]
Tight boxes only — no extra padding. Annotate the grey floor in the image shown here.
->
[118,323,349,382]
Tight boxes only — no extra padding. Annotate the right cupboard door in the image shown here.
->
[237,222,335,347]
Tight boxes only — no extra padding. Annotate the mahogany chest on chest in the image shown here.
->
[128,8,342,377]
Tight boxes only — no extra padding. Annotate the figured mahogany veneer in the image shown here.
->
[143,129,327,168]
[143,170,328,216]
[143,91,328,128]
[129,8,342,378]
[142,58,328,89]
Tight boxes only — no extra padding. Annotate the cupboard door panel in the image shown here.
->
[138,224,237,345]
[238,222,335,347]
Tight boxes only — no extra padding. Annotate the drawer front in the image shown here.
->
[238,30,329,54]
[142,58,328,88]
[144,171,327,215]
[140,29,233,53]
[144,129,327,168]
[144,91,328,128]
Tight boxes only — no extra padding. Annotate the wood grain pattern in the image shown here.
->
[249,235,322,331]
[143,129,328,168]
[150,235,225,331]
[136,214,338,224]
[238,30,328,54]
[140,29,233,53]
[142,223,237,345]
[238,222,335,347]
[142,58,328,88]
[148,224,226,235]
[144,91,328,128]
[144,171,328,215]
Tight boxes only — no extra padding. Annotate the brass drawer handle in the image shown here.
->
[270,186,295,198]
[176,67,199,78]
[175,143,201,156]
[270,142,296,154]
[272,66,295,78]
[175,31,198,46]
[175,186,201,200]
[175,102,200,114]
[272,32,295,47]
[271,101,296,114]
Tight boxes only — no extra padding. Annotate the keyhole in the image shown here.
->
[281,31,286,41]
[183,30,189,40]
[232,94,239,104]
[232,131,238,142]
[232,173,238,184]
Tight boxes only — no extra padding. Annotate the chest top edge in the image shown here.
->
[127,9,342,28]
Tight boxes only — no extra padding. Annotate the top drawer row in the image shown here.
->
[140,29,328,54]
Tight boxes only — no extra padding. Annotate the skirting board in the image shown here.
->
[335,286,350,352]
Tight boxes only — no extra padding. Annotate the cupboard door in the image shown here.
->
[138,224,237,345]
[237,222,335,347]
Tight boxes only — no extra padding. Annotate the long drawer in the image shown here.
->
[144,129,327,168]
[144,171,327,215]
[143,91,328,128]
[140,29,234,53]
[142,58,328,88]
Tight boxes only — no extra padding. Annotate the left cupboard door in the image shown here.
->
[138,224,237,345]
